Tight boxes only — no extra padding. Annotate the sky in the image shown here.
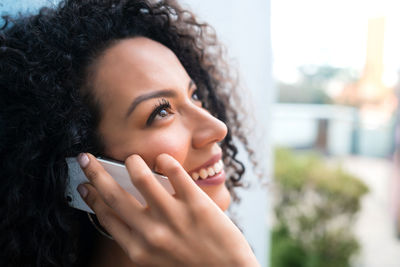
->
[271,0,400,86]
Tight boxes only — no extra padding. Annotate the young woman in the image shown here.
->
[0,0,260,266]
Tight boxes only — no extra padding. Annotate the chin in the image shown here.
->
[217,193,231,211]
[201,185,231,211]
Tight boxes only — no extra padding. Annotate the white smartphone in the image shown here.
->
[65,157,175,213]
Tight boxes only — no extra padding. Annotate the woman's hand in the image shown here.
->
[76,153,260,267]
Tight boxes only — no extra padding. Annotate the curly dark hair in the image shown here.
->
[0,0,253,266]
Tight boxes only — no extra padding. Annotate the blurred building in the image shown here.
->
[273,16,398,159]
[338,17,396,105]
[338,17,398,157]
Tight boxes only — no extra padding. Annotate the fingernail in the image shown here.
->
[77,153,89,168]
[77,184,88,198]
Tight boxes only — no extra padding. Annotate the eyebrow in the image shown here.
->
[125,80,194,118]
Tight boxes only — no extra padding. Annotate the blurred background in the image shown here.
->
[2,0,400,266]
[270,0,400,267]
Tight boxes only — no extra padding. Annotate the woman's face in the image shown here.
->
[90,37,231,211]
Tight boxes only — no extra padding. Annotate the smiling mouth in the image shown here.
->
[190,159,224,181]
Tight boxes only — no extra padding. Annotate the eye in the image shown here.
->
[158,109,169,117]
[192,90,200,101]
[146,99,173,126]
[191,88,203,106]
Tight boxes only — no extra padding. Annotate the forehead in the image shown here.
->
[91,37,188,101]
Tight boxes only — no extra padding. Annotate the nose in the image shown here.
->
[189,105,228,149]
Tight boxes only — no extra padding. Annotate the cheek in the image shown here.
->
[133,130,191,169]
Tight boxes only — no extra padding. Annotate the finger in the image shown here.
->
[154,153,202,200]
[77,153,144,224]
[79,183,139,249]
[125,154,174,211]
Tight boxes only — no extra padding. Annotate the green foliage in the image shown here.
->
[271,148,369,267]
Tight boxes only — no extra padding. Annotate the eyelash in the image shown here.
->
[146,98,172,126]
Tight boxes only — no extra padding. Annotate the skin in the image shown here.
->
[93,37,231,211]
[77,37,259,266]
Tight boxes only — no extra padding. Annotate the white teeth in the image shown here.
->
[207,167,215,176]
[214,161,222,173]
[199,169,208,179]
[191,172,199,181]
[191,160,224,181]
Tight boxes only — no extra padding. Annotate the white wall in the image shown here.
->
[182,1,273,266]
